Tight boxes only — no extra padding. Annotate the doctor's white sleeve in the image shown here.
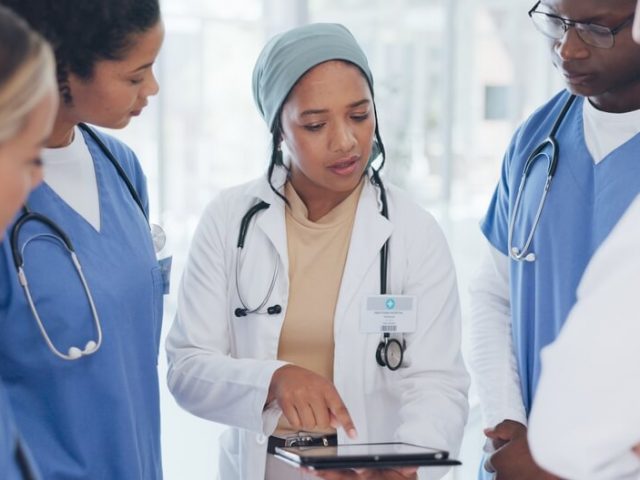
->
[529,197,640,480]
[468,241,527,429]
[165,197,286,435]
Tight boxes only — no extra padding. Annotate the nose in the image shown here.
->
[554,27,589,61]
[144,70,160,97]
[330,121,357,153]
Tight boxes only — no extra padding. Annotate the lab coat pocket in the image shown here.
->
[150,265,164,359]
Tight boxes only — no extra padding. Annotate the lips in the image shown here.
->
[328,155,360,176]
[131,102,148,117]
[560,69,594,86]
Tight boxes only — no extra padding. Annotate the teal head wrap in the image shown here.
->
[252,23,375,132]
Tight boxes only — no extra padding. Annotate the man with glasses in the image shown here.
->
[525,2,640,478]
[470,0,640,478]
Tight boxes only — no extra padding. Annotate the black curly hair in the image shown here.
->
[0,0,160,103]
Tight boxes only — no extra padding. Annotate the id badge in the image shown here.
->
[360,295,417,333]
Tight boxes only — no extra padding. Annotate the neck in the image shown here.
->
[588,84,640,113]
[47,109,77,148]
[289,172,360,222]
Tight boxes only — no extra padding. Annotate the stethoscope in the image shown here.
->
[9,123,165,361]
[508,94,577,262]
[233,169,405,371]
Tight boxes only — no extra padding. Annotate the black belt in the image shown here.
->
[267,433,338,454]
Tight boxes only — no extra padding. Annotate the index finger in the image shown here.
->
[325,390,357,439]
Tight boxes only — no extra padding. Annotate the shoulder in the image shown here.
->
[199,175,272,226]
[512,89,576,148]
[385,183,440,232]
[382,182,450,255]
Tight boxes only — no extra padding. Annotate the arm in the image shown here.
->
[468,242,527,429]
[529,198,640,479]
[165,196,287,435]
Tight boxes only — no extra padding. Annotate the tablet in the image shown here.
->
[274,442,461,470]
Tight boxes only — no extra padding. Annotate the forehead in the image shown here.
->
[541,0,635,19]
[287,60,371,105]
[119,21,165,66]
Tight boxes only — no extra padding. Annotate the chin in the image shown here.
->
[94,116,132,130]
[114,116,133,129]
[565,82,599,98]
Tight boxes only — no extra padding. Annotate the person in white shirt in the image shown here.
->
[527,1,640,478]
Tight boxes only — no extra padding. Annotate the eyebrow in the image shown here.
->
[300,99,371,117]
[129,62,154,74]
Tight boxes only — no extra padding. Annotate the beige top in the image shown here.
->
[275,179,363,434]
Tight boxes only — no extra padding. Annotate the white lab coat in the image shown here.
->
[166,168,469,480]
[528,195,640,479]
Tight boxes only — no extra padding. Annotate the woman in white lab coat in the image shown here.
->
[166,23,469,480]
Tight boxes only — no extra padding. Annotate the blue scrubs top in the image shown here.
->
[482,90,640,414]
[0,128,164,479]
[0,380,40,480]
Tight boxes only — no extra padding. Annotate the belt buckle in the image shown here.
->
[284,432,330,448]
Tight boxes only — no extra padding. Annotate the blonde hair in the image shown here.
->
[0,7,56,144]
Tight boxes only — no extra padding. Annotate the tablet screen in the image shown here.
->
[288,443,446,459]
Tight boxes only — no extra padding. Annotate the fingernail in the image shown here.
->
[348,428,358,439]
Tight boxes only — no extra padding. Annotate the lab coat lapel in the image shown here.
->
[248,168,289,272]
[334,178,393,336]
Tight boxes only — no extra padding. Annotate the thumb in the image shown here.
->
[484,425,511,442]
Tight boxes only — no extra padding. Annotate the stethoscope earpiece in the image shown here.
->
[67,341,98,360]
[235,305,281,317]
[266,304,282,315]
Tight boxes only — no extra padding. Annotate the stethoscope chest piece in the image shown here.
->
[376,337,404,371]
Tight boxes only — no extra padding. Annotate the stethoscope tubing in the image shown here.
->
[233,169,403,370]
[508,94,577,262]
[9,123,147,361]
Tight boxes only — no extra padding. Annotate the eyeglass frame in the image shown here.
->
[528,0,634,49]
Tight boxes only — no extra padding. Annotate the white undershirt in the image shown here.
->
[470,99,640,429]
[41,126,100,231]
[583,99,640,164]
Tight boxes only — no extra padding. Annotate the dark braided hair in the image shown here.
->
[0,0,160,103]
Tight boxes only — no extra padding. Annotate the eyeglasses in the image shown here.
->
[528,1,634,49]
